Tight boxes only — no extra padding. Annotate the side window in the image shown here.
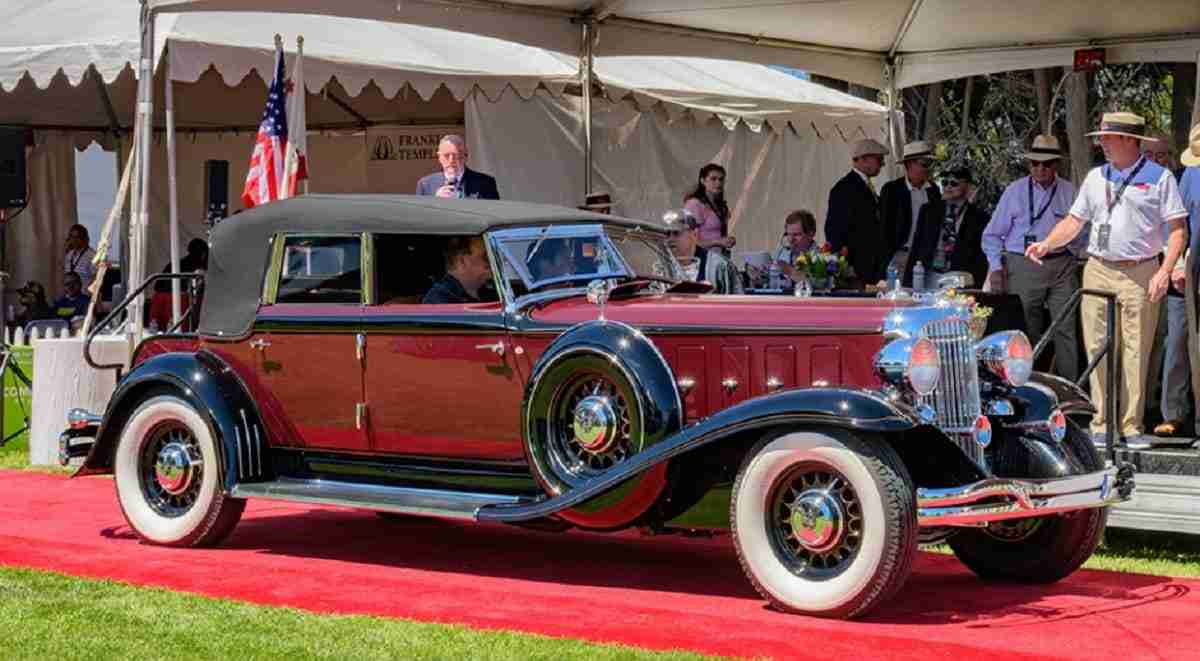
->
[276,235,362,304]
[373,234,449,305]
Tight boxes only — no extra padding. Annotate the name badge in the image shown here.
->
[1095,224,1111,252]
[1023,233,1037,249]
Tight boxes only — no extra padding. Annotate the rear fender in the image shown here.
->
[77,350,270,490]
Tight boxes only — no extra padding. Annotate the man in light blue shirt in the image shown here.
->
[981,135,1083,380]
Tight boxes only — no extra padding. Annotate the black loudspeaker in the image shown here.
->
[0,127,28,208]
[204,159,229,226]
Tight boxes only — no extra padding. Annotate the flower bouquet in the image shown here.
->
[939,289,993,339]
[794,243,853,290]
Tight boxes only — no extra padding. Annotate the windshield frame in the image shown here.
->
[486,222,678,315]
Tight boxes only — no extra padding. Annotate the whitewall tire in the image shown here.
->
[114,394,244,547]
[730,429,917,619]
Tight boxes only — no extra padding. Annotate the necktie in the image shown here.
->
[934,204,959,271]
[866,178,877,196]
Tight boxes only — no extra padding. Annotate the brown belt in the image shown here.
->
[1088,254,1157,269]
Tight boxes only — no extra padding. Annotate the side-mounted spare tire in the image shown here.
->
[523,320,683,529]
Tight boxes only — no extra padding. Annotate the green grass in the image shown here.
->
[0,436,72,474]
[0,566,720,661]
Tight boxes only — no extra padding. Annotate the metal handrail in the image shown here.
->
[1031,287,1118,459]
[84,272,205,378]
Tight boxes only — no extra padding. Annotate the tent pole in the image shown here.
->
[581,20,595,198]
[884,60,902,177]
[131,1,155,347]
[165,43,181,327]
[1193,48,1200,126]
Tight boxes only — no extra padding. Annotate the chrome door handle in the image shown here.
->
[766,377,783,391]
[721,377,740,394]
[475,342,505,356]
[676,377,697,396]
[249,338,271,351]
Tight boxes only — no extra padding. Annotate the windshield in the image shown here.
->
[491,224,680,298]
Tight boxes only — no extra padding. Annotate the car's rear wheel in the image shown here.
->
[114,394,244,547]
[731,429,917,619]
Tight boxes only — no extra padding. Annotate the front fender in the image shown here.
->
[480,387,921,522]
[77,350,270,490]
[1022,372,1095,416]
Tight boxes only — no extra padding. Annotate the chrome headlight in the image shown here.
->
[976,331,1033,387]
[874,337,940,397]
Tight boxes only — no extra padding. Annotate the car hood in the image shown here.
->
[526,293,910,334]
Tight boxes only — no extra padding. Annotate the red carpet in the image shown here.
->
[0,470,1195,660]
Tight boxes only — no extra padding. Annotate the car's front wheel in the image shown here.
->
[948,422,1106,583]
[114,394,244,546]
[730,429,917,619]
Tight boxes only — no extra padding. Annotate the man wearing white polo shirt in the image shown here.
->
[1027,112,1188,449]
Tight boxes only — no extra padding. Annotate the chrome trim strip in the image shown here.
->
[916,466,1132,526]
[513,324,879,336]
[230,477,530,520]
[239,409,254,477]
[233,421,245,480]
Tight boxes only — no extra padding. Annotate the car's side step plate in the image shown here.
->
[230,477,530,521]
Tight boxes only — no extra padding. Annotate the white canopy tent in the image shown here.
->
[144,0,1200,89]
[0,1,888,307]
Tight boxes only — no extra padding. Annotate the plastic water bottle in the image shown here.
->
[768,262,781,290]
[886,261,899,290]
[912,261,926,291]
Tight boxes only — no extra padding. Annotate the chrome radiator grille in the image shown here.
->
[918,319,985,468]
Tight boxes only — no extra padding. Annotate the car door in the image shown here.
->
[362,233,526,462]
[252,232,369,452]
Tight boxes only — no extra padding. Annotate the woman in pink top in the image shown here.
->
[683,164,736,251]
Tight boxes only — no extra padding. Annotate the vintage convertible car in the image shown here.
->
[64,195,1133,619]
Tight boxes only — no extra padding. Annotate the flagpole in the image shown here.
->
[299,35,309,196]
[165,42,182,327]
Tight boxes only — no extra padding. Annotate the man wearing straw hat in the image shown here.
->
[981,134,1083,380]
[880,140,941,273]
[1027,112,1189,449]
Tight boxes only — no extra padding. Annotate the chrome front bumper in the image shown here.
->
[58,408,101,466]
[916,464,1134,527]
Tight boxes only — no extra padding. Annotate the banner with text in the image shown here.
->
[366,126,464,195]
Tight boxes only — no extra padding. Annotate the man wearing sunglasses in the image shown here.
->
[981,134,1083,381]
[880,141,941,275]
[901,167,988,289]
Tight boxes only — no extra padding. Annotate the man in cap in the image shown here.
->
[825,138,889,285]
[981,135,1083,380]
[664,210,742,294]
[880,140,941,274]
[1027,112,1188,449]
[902,166,988,288]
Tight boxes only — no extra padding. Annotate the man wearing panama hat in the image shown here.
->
[880,140,941,273]
[982,134,1083,381]
[1027,112,1189,449]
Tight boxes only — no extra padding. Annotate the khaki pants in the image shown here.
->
[1081,257,1161,436]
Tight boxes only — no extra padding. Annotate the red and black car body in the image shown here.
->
[65,196,1132,619]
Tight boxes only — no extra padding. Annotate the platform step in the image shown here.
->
[230,477,532,521]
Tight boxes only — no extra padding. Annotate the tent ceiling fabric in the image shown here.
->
[0,2,887,136]
[148,0,1200,88]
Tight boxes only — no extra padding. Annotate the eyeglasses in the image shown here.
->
[913,159,933,168]
[1029,161,1057,169]
[943,179,963,187]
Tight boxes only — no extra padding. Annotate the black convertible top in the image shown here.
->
[198,195,666,338]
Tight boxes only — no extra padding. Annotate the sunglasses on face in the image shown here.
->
[943,179,964,187]
[1029,161,1057,169]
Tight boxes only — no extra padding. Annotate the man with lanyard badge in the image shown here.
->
[981,135,1082,380]
[1027,112,1188,449]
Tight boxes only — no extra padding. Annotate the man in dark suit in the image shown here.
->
[415,134,500,200]
[880,140,941,273]
[902,167,988,288]
[825,139,888,285]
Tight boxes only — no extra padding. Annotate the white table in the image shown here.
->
[29,335,129,465]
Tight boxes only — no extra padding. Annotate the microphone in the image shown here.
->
[444,174,460,198]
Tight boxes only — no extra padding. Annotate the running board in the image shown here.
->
[230,478,533,521]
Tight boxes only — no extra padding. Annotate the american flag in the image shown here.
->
[241,41,290,209]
